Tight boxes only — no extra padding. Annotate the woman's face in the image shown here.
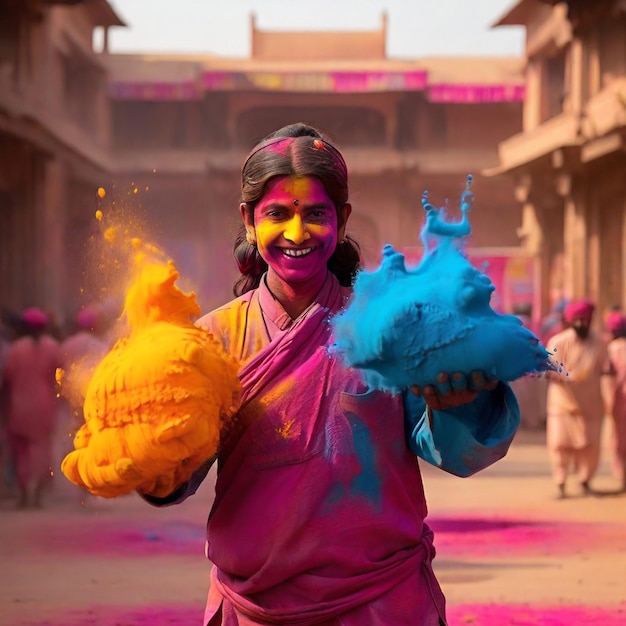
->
[243,175,349,288]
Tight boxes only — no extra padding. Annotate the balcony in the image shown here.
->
[487,112,581,174]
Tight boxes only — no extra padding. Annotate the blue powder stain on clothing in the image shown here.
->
[323,412,382,510]
[331,176,556,394]
[345,412,382,508]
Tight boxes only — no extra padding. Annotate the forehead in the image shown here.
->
[262,175,330,203]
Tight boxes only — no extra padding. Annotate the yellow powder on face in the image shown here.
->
[283,175,312,198]
[61,253,241,498]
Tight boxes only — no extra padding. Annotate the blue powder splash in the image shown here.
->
[331,175,556,394]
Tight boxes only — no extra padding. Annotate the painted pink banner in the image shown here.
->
[109,81,202,101]
[200,70,428,93]
[428,83,525,103]
[393,248,535,316]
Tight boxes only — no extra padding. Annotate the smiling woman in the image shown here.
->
[233,126,359,303]
[139,122,521,626]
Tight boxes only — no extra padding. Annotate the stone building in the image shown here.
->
[107,14,527,315]
[491,0,626,324]
[1,6,528,324]
[0,0,124,328]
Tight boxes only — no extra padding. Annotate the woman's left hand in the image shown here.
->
[410,370,498,411]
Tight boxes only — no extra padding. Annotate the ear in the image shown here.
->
[240,202,256,243]
[337,203,352,241]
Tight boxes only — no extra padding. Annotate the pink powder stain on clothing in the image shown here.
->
[19,603,626,626]
[428,515,622,558]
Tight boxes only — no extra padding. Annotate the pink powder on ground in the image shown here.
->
[429,516,622,558]
[27,518,205,558]
[17,603,626,626]
[447,603,626,625]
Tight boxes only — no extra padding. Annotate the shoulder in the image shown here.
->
[196,291,256,335]
[547,327,573,349]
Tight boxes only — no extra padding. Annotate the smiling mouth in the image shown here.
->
[282,247,315,258]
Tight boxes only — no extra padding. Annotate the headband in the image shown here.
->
[241,135,348,178]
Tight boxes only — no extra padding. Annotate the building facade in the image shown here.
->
[1,7,528,325]
[492,0,626,323]
[106,14,527,314]
[0,0,124,326]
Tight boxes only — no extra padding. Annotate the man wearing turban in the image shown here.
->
[545,298,613,498]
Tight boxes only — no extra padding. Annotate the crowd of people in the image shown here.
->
[0,304,113,508]
[512,298,626,498]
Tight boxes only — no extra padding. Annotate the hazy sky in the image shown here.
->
[106,0,525,59]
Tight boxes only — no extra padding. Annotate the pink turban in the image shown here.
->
[21,307,49,330]
[563,298,595,323]
[605,311,626,335]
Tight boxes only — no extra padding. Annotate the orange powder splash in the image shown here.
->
[61,235,241,498]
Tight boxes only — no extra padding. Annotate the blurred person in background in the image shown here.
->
[544,299,613,499]
[2,307,61,508]
[510,303,547,430]
[540,298,568,346]
[0,312,15,499]
[603,311,626,492]
[56,305,111,502]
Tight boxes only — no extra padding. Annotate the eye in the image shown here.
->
[264,207,288,220]
[307,207,333,221]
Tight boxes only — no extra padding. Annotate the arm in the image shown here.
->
[403,381,520,477]
[139,456,215,507]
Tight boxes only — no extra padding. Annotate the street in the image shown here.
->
[1,428,625,626]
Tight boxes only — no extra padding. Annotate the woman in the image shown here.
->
[144,123,520,625]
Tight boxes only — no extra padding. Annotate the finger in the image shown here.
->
[423,384,438,399]
[484,377,498,390]
[410,385,422,397]
[435,372,452,396]
[451,372,467,392]
[469,370,486,391]
[423,385,442,408]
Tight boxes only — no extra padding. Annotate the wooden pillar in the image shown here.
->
[524,59,542,131]
[559,173,587,299]
[569,37,584,115]
[40,157,68,320]
[514,175,548,326]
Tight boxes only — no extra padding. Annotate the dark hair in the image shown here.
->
[233,122,361,296]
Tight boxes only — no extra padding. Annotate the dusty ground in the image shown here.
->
[1,428,625,626]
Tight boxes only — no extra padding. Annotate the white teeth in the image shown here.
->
[283,248,313,257]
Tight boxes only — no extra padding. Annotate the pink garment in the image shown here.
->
[607,336,626,481]
[545,328,608,484]
[197,273,446,626]
[3,335,61,437]
[3,334,61,486]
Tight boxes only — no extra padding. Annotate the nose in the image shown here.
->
[283,215,311,244]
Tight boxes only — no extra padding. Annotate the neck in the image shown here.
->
[266,271,328,319]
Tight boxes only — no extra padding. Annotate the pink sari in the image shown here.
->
[199,275,446,626]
